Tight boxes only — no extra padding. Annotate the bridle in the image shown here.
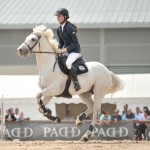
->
[23,33,60,55]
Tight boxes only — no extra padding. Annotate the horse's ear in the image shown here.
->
[33,25,37,32]
[33,25,47,33]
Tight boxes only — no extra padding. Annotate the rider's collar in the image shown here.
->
[60,21,66,32]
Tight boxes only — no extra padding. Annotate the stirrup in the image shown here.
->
[73,81,81,91]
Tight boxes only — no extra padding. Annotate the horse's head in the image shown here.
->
[17,25,59,58]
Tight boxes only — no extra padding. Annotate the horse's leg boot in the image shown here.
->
[69,67,81,91]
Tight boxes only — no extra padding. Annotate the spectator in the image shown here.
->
[122,108,137,120]
[143,106,150,115]
[135,110,150,141]
[14,108,20,121]
[122,104,128,116]
[135,107,147,141]
[0,108,2,123]
[63,111,75,121]
[9,108,14,115]
[111,109,122,123]
[135,107,145,120]
[144,111,150,128]
[122,108,138,138]
[18,112,25,122]
[5,109,16,123]
[99,111,111,126]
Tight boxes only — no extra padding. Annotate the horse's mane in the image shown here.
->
[33,25,59,53]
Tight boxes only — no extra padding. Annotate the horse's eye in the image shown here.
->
[31,38,36,42]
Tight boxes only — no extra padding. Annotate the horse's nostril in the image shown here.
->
[18,49,22,52]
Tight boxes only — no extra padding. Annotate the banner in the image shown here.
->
[3,121,134,141]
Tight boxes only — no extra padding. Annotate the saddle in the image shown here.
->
[55,55,88,98]
[57,55,88,76]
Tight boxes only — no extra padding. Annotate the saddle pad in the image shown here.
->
[75,64,88,75]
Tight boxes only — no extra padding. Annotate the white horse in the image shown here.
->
[17,25,124,141]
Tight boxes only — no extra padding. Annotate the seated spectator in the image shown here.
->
[99,111,111,126]
[111,109,122,123]
[122,104,128,116]
[17,111,30,122]
[18,112,25,122]
[63,111,75,121]
[5,109,16,123]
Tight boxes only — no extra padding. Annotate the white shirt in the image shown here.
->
[135,113,145,120]
[135,113,145,126]
[61,22,66,32]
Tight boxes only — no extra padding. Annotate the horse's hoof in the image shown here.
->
[80,136,88,142]
[76,122,82,129]
[56,116,61,123]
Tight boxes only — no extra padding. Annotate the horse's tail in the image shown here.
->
[108,72,124,95]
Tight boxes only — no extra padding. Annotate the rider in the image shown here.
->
[55,8,81,91]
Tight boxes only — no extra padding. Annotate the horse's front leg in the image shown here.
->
[36,94,61,123]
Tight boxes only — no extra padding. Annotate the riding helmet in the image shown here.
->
[55,8,69,19]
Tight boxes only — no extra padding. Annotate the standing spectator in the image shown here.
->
[0,108,2,123]
[122,104,128,116]
[63,111,75,121]
[5,109,16,123]
[135,107,145,120]
[144,111,150,128]
[135,107,147,141]
[111,109,122,123]
[122,108,138,138]
[122,108,137,120]
[99,111,111,126]
[136,110,150,141]
[143,106,150,115]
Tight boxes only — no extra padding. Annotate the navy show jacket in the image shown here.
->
[56,21,81,54]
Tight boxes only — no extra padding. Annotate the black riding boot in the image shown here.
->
[69,67,81,91]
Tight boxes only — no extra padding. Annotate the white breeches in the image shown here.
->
[66,53,81,69]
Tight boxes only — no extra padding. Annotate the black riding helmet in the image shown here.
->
[55,8,69,19]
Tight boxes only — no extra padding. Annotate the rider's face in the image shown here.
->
[57,15,65,24]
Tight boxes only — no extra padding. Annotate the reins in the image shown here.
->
[31,51,61,54]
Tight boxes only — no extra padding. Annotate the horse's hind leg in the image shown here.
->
[76,92,94,129]
[80,91,106,142]
[37,96,61,123]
